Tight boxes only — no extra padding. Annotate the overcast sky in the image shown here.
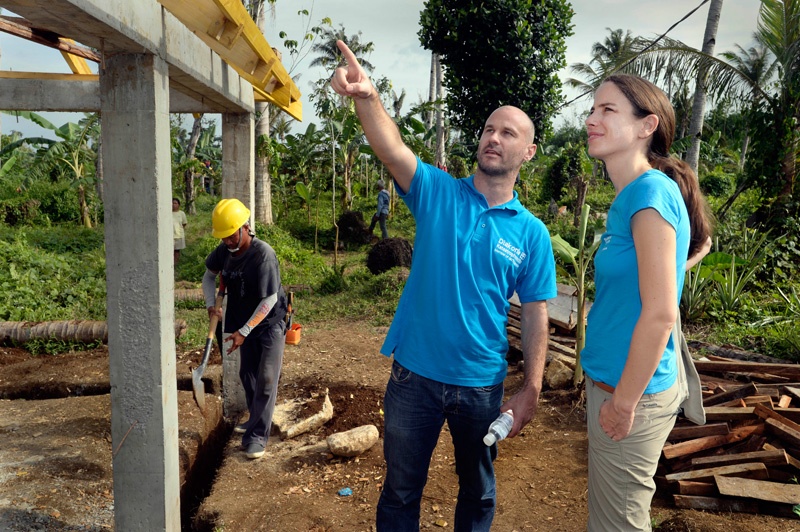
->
[0,0,762,138]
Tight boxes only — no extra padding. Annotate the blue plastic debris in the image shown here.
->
[337,487,353,497]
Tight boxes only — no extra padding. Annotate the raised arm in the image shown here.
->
[331,40,417,193]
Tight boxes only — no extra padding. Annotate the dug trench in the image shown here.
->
[1,322,796,531]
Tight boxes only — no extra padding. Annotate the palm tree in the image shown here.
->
[685,0,723,174]
[566,28,639,92]
[310,25,375,73]
[719,39,775,173]
[632,0,800,214]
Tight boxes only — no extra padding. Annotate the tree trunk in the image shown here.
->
[0,320,187,344]
[253,2,274,226]
[685,0,723,174]
[184,114,203,215]
[739,132,749,172]
[254,101,274,225]
[95,137,104,203]
[425,52,436,149]
[434,54,446,169]
[78,184,92,228]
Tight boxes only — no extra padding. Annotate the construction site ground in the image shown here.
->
[0,319,796,531]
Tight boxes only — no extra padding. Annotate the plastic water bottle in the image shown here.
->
[483,410,514,446]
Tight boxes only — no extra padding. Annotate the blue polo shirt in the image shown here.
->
[380,158,557,386]
[581,169,690,393]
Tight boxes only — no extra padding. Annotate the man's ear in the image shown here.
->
[525,143,538,162]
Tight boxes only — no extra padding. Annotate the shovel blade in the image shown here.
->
[192,339,214,411]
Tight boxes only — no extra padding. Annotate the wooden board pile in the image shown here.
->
[660,354,800,519]
[507,290,800,519]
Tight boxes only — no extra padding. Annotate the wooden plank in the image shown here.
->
[676,481,718,496]
[547,340,575,357]
[665,462,769,483]
[668,423,730,442]
[775,408,800,424]
[743,395,774,407]
[691,449,796,469]
[703,406,757,422]
[716,475,800,504]
[754,403,800,433]
[673,495,799,518]
[765,418,800,448]
[663,424,765,460]
[784,386,800,402]
[779,395,793,408]
[702,383,757,407]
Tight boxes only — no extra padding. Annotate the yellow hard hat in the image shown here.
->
[211,198,250,238]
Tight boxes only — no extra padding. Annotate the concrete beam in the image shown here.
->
[0,75,236,113]
[0,0,254,113]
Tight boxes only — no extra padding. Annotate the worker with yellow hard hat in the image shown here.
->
[202,198,287,460]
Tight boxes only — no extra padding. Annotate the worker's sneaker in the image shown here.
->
[245,443,265,459]
[233,424,247,434]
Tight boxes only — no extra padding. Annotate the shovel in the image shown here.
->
[192,280,225,412]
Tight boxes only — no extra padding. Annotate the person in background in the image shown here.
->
[202,198,287,460]
[172,198,188,265]
[368,179,390,240]
[581,73,713,530]
[331,40,557,531]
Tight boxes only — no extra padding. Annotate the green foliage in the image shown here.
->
[0,229,107,321]
[418,0,574,140]
[318,264,348,295]
[539,142,587,205]
[700,167,735,197]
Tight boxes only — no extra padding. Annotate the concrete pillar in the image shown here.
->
[100,52,180,531]
[220,112,253,420]
[221,112,255,216]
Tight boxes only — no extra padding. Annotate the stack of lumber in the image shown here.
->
[660,357,800,519]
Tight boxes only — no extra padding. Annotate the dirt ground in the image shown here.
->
[0,320,798,531]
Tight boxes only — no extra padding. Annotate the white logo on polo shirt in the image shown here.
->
[494,238,526,267]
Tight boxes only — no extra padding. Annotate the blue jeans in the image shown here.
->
[376,361,503,532]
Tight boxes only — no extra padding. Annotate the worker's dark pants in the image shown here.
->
[369,212,388,240]
[238,320,285,447]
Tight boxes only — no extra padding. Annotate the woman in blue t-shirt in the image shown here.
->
[581,74,713,530]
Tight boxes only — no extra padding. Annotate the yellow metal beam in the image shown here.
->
[0,71,98,81]
[60,39,93,75]
[158,0,301,121]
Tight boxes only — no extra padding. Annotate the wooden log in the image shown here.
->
[546,350,576,370]
[665,462,769,483]
[694,360,800,381]
[0,319,187,343]
[691,449,798,469]
[668,422,730,442]
[688,342,789,364]
[662,425,764,460]
[702,383,757,407]
[715,475,800,504]
[676,481,717,496]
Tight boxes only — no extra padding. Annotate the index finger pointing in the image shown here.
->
[336,39,359,67]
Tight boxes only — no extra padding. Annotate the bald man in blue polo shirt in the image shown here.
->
[332,41,557,532]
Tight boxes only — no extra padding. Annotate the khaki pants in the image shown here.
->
[586,376,681,531]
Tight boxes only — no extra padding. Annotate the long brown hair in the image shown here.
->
[603,74,713,258]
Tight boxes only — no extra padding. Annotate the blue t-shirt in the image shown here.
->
[380,158,557,386]
[581,169,690,393]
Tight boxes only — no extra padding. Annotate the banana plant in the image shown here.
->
[550,204,604,386]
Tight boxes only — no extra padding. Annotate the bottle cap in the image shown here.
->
[483,433,496,446]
